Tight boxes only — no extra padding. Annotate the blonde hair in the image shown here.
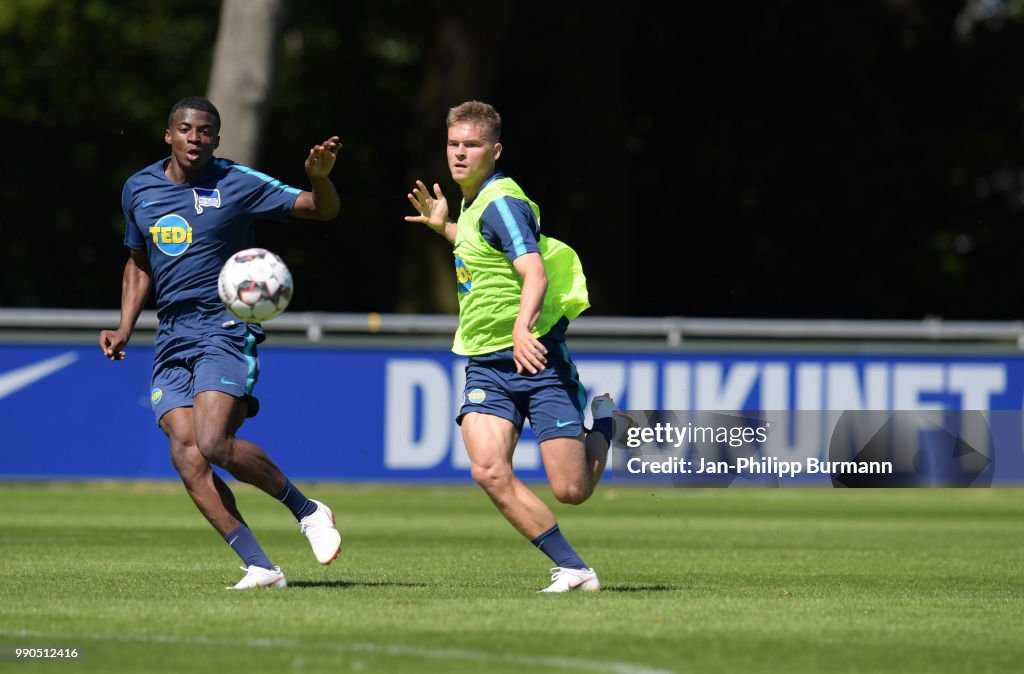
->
[446,100,501,141]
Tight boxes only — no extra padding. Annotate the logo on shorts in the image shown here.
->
[467,388,487,404]
[150,388,163,406]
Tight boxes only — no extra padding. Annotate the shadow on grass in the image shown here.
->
[286,580,428,589]
[599,585,676,593]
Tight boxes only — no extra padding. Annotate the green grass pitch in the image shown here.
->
[0,482,1022,673]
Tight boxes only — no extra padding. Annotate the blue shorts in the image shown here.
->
[149,311,262,425]
[457,333,587,442]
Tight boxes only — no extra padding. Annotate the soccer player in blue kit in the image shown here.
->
[99,96,342,589]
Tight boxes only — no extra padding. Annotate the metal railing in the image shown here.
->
[2,308,1023,348]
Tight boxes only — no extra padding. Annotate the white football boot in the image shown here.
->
[539,567,601,593]
[300,500,342,565]
[228,565,287,590]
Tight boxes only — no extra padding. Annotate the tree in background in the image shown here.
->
[3,1,1024,320]
[0,0,219,307]
[397,0,512,314]
[207,0,287,167]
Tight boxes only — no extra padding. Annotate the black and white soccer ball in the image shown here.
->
[218,247,293,322]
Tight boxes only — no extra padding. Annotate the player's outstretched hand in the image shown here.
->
[98,329,128,361]
[404,180,449,237]
[305,136,341,178]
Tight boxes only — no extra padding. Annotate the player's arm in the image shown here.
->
[98,247,152,361]
[405,180,456,244]
[511,252,548,375]
[478,197,546,373]
[291,135,341,221]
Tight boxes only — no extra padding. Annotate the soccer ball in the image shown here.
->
[217,247,293,322]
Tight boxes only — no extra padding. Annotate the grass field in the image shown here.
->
[0,482,1022,673]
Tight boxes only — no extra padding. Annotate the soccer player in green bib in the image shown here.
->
[406,101,633,592]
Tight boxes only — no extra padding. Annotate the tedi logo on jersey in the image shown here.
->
[148,214,193,256]
[193,188,221,214]
[454,256,472,294]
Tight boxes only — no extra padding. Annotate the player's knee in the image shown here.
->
[195,433,234,469]
[169,442,204,480]
[552,481,591,505]
[471,462,513,493]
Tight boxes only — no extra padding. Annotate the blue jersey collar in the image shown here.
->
[463,171,504,211]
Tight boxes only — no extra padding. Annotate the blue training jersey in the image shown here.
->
[122,157,300,323]
[470,172,541,263]
[462,172,565,345]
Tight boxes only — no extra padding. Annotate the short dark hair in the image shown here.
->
[168,96,221,132]
[447,100,501,142]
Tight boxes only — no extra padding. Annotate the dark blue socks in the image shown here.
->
[276,479,318,521]
[224,524,274,570]
[226,479,316,570]
[590,417,614,445]
[531,524,587,570]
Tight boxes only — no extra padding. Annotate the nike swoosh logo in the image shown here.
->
[220,377,239,386]
[0,352,79,401]
[141,199,163,208]
[555,420,577,428]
